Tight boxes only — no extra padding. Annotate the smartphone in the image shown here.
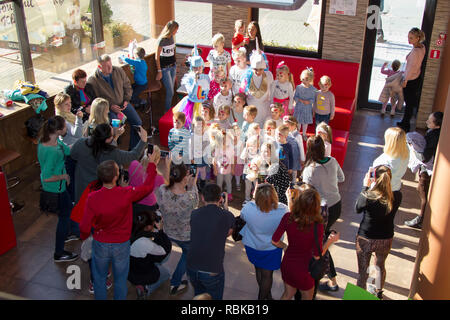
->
[369,167,375,178]
[189,165,197,176]
[148,143,154,154]
[221,192,227,202]
[160,150,169,157]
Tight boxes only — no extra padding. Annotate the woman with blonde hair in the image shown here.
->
[54,92,84,147]
[156,20,179,111]
[272,187,339,300]
[83,98,124,142]
[355,165,395,299]
[372,127,408,218]
[397,27,426,132]
[239,183,288,300]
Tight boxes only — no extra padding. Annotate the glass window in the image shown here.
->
[259,0,323,52]
[175,0,212,46]
[103,0,150,52]
[0,0,96,89]
[0,1,25,90]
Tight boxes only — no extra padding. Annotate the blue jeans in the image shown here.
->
[109,103,142,150]
[161,64,177,111]
[146,263,170,295]
[187,269,225,300]
[55,190,73,256]
[169,237,190,286]
[315,113,330,125]
[131,83,148,105]
[92,240,130,300]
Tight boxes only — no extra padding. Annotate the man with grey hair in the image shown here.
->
[88,54,143,150]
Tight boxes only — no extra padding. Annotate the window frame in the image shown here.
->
[177,0,308,11]
[254,0,326,58]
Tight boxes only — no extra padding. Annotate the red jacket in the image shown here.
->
[80,163,157,243]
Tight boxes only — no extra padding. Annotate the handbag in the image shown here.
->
[232,215,246,242]
[39,190,60,214]
[308,222,326,280]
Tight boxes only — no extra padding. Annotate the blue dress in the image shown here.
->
[293,84,317,124]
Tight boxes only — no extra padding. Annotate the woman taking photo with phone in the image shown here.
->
[355,165,396,300]
[71,123,147,203]
[129,145,170,215]
[156,163,198,295]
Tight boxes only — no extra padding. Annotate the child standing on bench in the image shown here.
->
[293,67,317,141]
[314,75,335,126]
[270,61,295,117]
[120,47,148,107]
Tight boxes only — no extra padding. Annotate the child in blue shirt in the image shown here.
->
[168,112,191,164]
[120,47,148,107]
[276,124,294,174]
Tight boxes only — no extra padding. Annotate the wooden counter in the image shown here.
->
[0,98,55,175]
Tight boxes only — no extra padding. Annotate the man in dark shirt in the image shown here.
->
[186,183,235,300]
[405,111,443,229]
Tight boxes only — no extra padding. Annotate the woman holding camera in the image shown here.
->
[272,187,339,300]
[129,211,172,299]
[71,123,147,203]
[302,135,344,292]
[355,165,396,300]
[129,145,170,215]
[240,183,288,300]
[156,163,198,295]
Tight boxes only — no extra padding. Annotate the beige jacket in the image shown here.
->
[87,66,132,107]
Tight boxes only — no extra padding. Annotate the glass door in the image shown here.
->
[357,0,436,111]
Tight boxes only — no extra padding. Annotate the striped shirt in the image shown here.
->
[168,128,191,157]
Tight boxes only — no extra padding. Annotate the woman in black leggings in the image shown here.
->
[397,27,426,133]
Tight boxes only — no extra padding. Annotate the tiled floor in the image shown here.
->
[0,109,423,300]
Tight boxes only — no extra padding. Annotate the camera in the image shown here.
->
[148,143,154,154]
[257,174,266,184]
[118,167,129,185]
[289,181,304,190]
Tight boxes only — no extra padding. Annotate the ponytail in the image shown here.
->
[364,165,394,213]
[167,164,188,189]
[39,116,65,143]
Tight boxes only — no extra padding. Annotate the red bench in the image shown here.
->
[158,46,359,166]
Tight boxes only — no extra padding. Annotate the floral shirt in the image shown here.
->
[156,184,199,241]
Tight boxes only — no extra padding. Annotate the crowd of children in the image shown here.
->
[166,19,338,205]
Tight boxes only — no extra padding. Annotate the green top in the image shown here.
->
[38,140,70,193]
